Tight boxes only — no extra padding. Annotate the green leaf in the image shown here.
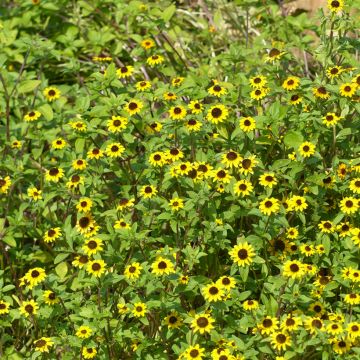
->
[38,104,53,121]
[54,253,70,264]
[55,262,68,279]
[161,4,176,22]
[18,80,41,94]
[1,285,15,292]
[283,130,304,149]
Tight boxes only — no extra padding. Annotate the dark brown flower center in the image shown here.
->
[317,86,326,94]
[173,107,182,114]
[226,151,237,160]
[170,148,179,155]
[287,79,294,85]
[79,217,90,228]
[144,186,152,193]
[158,261,167,269]
[128,102,138,110]
[120,67,128,73]
[213,85,221,92]
[269,48,280,57]
[242,159,251,169]
[196,317,209,327]
[129,266,136,273]
[276,334,286,343]
[188,119,197,125]
[35,339,46,347]
[265,201,273,208]
[79,255,88,263]
[111,145,119,152]
[169,316,177,324]
[345,200,353,207]
[239,184,247,191]
[48,90,56,96]
[263,318,272,327]
[217,170,226,178]
[237,249,248,259]
[25,304,34,313]
[303,145,310,152]
[290,264,299,272]
[48,229,56,236]
[113,120,121,126]
[31,270,40,278]
[49,168,59,176]
[211,107,222,118]
[92,263,101,271]
[190,349,199,357]
[209,286,219,295]
[291,95,299,101]
[88,240,97,249]
[286,318,295,326]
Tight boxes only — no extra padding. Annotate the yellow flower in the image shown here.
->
[147,54,164,66]
[0,176,11,193]
[11,139,22,148]
[208,84,227,97]
[117,197,135,211]
[188,100,203,114]
[107,116,128,133]
[243,299,259,311]
[298,141,316,157]
[288,195,308,212]
[350,178,360,194]
[43,290,59,305]
[339,82,357,97]
[185,118,202,132]
[250,87,268,100]
[326,65,343,79]
[169,105,187,120]
[172,77,184,87]
[124,99,143,115]
[45,167,64,182]
[202,282,225,302]
[212,168,232,184]
[105,142,125,158]
[282,76,300,91]
[24,110,41,122]
[340,196,359,214]
[239,116,256,132]
[169,197,184,211]
[43,227,61,243]
[114,218,130,230]
[259,197,281,216]
[259,173,277,188]
[184,344,205,359]
[283,260,304,279]
[322,112,342,127]
[151,257,175,276]
[124,262,142,280]
[116,65,134,78]
[24,267,46,289]
[149,151,168,167]
[249,75,267,88]
[0,300,10,315]
[206,104,229,124]
[87,147,104,160]
[34,337,54,353]
[51,138,67,150]
[82,238,104,256]
[76,325,93,339]
[164,311,183,329]
[136,80,151,91]
[86,259,106,277]
[139,185,157,199]
[66,174,84,190]
[19,299,39,317]
[132,302,147,317]
[72,159,87,170]
[313,85,330,99]
[43,86,61,101]
[82,347,97,359]
[289,93,302,105]
[191,313,215,334]
[258,316,278,334]
[234,180,253,197]
[327,0,344,13]
[271,331,291,351]
[141,38,155,49]
[229,242,255,267]
[264,48,285,62]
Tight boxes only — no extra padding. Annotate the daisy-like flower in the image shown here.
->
[184,344,205,359]
[141,38,155,49]
[349,178,360,194]
[66,174,84,190]
[286,227,299,239]
[51,138,67,150]
[172,77,184,87]
[69,120,87,132]
[250,87,268,101]
[24,267,46,289]
[206,104,229,124]
[288,195,308,212]
[147,54,164,66]
[202,282,225,302]
[139,185,157,199]
[191,313,215,334]
[164,311,183,329]
[298,141,316,158]
[116,65,134,78]
[151,257,175,276]
[258,316,279,335]
[212,168,232,184]
[82,238,104,256]
[72,159,87,171]
[326,65,343,79]
[149,151,168,167]
[114,218,130,230]
[132,302,147,317]
[0,176,11,193]
[34,337,54,353]
[188,100,203,114]
[87,147,104,160]
[327,0,344,13]
[259,173,277,188]
[289,94,302,105]
[76,214,96,236]
[322,112,342,127]
[72,255,89,269]
[265,48,285,62]
[304,317,323,334]
[221,150,241,168]
[124,262,142,280]
[124,99,143,115]
[283,260,304,279]
[0,300,10,315]
[185,118,202,132]
[208,84,227,97]
[216,275,236,290]
[43,290,59,305]
[117,197,135,211]
[313,86,331,99]
[239,116,256,132]
[282,76,300,91]
[169,105,187,120]
[82,347,97,359]
[259,197,281,216]
[76,198,93,213]
[11,140,22,148]
[229,242,255,267]
[43,227,61,243]
[271,331,291,351]
[233,179,253,197]
[281,315,302,332]
[43,87,61,101]
[249,75,267,88]
[147,121,163,133]
[45,167,64,182]
[86,259,106,277]
[136,80,151,92]
[107,116,128,133]
[19,299,39,317]
[24,110,41,122]
[163,91,177,101]
[340,82,357,97]
[166,148,184,162]
[76,325,93,339]
[169,197,184,211]
[105,142,125,158]
[340,196,359,214]
[332,337,352,355]
[344,293,360,305]
[238,155,258,175]
[243,299,259,311]
[117,303,128,315]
